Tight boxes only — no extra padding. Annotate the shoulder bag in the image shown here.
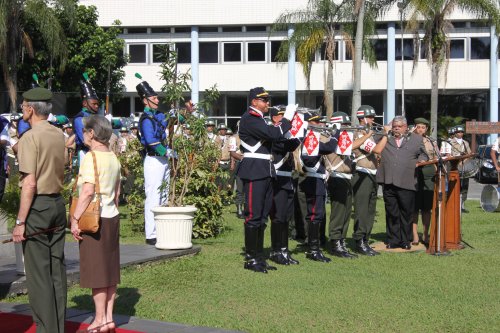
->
[68,151,101,233]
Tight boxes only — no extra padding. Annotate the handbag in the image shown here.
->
[68,151,101,233]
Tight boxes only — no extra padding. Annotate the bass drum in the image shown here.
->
[480,185,500,212]
[459,159,480,178]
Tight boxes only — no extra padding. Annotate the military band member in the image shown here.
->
[236,87,294,273]
[269,107,300,265]
[228,122,244,219]
[137,79,170,246]
[12,87,67,333]
[73,76,99,165]
[215,123,231,196]
[299,112,339,263]
[325,112,371,259]
[490,135,500,176]
[206,119,216,142]
[439,126,456,155]
[351,105,385,255]
[447,125,472,213]
[412,118,439,245]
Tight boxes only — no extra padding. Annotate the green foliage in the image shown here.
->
[437,115,466,138]
[17,4,126,99]
[118,138,145,230]
[0,174,21,228]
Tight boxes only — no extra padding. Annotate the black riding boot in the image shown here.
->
[270,222,289,265]
[306,223,331,263]
[258,224,277,270]
[282,221,299,264]
[244,225,267,273]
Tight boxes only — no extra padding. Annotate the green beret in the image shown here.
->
[22,87,52,101]
[414,117,429,126]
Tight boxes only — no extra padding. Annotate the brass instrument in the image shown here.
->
[269,105,321,114]
[306,124,366,137]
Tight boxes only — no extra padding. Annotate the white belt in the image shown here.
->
[306,172,327,180]
[355,166,377,175]
[276,170,292,177]
[330,171,352,179]
[243,153,273,160]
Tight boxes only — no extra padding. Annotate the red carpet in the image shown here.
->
[0,312,144,333]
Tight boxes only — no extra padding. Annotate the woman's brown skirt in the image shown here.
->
[79,215,120,288]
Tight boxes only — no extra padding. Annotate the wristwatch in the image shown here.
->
[15,219,25,226]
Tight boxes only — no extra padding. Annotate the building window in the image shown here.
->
[226,96,247,117]
[126,27,147,34]
[200,26,218,33]
[176,42,191,63]
[370,39,387,61]
[470,37,490,59]
[151,27,171,34]
[395,39,414,60]
[222,26,242,32]
[200,42,219,63]
[271,41,282,62]
[448,39,465,59]
[246,26,267,32]
[128,44,147,63]
[152,44,171,63]
[319,42,339,61]
[247,42,266,62]
[223,43,242,62]
[174,27,191,33]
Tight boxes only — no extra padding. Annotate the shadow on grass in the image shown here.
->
[71,287,140,316]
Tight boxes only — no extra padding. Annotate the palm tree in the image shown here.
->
[271,0,352,118]
[0,0,76,111]
[406,0,500,138]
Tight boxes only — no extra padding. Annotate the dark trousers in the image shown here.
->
[271,186,294,226]
[23,195,67,333]
[327,177,352,240]
[306,194,326,226]
[352,172,378,241]
[293,176,308,240]
[382,184,415,246]
[243,178,273,228]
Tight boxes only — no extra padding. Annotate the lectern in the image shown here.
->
[418,154,475,255]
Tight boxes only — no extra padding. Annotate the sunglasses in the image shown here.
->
[256,97,270,102]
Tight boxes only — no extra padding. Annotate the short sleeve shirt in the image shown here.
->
[18,121,65,194]
[77,151,121,218]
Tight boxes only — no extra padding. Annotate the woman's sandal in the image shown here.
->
[76,322,109,333]
[106,321,116,333]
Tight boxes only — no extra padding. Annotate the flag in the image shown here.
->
[302,129,320,156]
[290,113,306,138]
[336,130,354,155]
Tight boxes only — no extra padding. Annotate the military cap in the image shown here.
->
[205,119,215,127]
[356,105,376,118]
[226,128,233,135]
[269,106,285,118]
[414,117,429,126]
[22,87,52,101]
[331,112,351,124]
[217,123,227,130]
[448,127,456,135]
[249,87,270,101]
[455,125,465,133]
[304,111,321,122]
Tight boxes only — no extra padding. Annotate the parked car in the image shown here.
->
[474,145,499,184]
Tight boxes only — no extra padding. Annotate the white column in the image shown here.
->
[490,25,498,144]
[288,25,296,105]
[386,22,396,123]
[191,26,199,104]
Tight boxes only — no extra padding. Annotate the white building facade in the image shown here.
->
[81,0,499,142]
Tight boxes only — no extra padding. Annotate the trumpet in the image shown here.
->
[307,124,366,136]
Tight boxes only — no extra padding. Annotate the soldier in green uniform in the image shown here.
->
[12,87,67,333]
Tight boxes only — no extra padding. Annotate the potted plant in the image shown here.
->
[149,48,225,249]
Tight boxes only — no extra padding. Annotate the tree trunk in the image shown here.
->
[324,59,334,119]
[430,62,439,139]
[351,0,365,123]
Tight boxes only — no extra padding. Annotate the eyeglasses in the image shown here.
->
[256,97,270,103]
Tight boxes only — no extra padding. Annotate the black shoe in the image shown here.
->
[385,243,400,249]
[355,239,376,256]
[145,238,157,246]
[244,259,268,273]
[401,243,412,250]
[306,250,331,263]
[283,250,299,265]
[269,250,290,265]
[461,208,469,213]
[260,259,277,270]
[329,240,358,259]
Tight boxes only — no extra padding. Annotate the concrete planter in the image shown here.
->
[152,206,196,250]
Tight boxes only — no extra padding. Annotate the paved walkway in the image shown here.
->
[0,242,243,332]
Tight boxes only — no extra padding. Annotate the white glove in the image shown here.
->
[105,114,112,122]
[283,104,298,121]
[47,113,56,122]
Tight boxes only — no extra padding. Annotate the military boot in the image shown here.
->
[244,225,267,273]
[354,238,376,256]
[363,238,380,255]
[282,221,299,264]
[329,239,357,259]
[236,204,244,219]
[258,224,277,270]
[269,222,289,265]
[305,223,331,263]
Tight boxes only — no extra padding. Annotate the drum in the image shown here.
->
[480,185,500,212]
[459,159,479,178]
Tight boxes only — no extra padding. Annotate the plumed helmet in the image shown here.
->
[356,105,376,118]
[80,81,98,100]
[136,81,158,99]
[330,111,351,124]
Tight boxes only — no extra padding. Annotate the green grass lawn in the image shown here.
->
[8,199,500,332]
